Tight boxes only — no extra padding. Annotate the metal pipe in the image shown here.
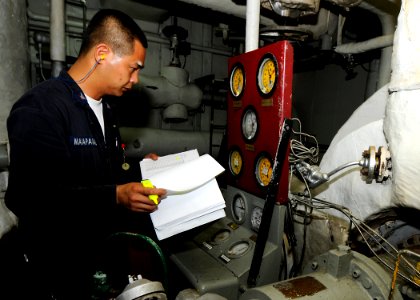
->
[245,0,260,52]
[50,0,66,77]
[359,1,398,89]
[334,34,394,54]
[120,127,223,158]
[27,9,232,58]
[174,0,277,26]
[326,161,361,178]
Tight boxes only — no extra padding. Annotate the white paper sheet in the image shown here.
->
[140,149,226,240]
[154,209,226,240]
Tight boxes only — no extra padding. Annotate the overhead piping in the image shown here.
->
[334,1,398,89]
[246,0,261,52]
[174,0,277,27]
[334,34,394,54]
[50,0,66,77]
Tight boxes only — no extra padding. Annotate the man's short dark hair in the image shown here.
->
[79,9,148,57]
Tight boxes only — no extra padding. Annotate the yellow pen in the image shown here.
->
[141,179,158,205]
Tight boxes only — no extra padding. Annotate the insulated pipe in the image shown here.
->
[245,0,260,52]
[384,0,420,210]
[120,127,223,158]
[334,34,394,54]
[334,1,397,90]
[175,0,277,27]
[359,1,397,89]
[50,0,66,77]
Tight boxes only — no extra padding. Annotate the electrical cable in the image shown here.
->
[75,58,101,84]
[289,193,420,289]
[289,117,319,164]
[288,165,313,277]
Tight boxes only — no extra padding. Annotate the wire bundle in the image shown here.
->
[289,118,319,164]
[289,192,420,296]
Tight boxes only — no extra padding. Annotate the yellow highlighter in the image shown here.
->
[141,179,159,205]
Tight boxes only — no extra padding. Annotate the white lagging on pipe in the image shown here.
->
[245,0,260,53]
[383,0,420,210]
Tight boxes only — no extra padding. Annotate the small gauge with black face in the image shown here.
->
[230,64,245,98]
[232,194,246,224]
[241,106,258,142]
[257,53,278,97]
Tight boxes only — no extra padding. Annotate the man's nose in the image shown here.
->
[130,72,139,84]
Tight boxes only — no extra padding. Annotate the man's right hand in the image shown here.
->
[116,182,167,212]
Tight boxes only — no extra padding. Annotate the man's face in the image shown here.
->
[105,39,146,97]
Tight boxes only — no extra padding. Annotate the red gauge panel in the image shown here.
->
[227,40,293,204]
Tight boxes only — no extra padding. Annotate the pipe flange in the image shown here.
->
[361,146,376,183]
[377,146,392,182]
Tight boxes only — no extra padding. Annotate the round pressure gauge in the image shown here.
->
[232,194,247,224]
[212,229,231,244]
[255,153,273,187]
[229,148,243,176]
[241,107,258,142]
[251,206,263,232]
[230,64,245,98]
[257,54,278,97]
[227,240,251,258]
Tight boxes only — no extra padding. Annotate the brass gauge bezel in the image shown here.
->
[241,106,259,142]
[254,152,273,187]
[228,147,243,177]
[256,53,278,97]
[229,63,245,98]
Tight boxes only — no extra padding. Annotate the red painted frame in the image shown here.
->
[227,40,293,204]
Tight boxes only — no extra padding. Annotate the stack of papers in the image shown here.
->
[140,149,226,240]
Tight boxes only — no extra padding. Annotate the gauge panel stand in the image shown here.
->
[169,185,285,299]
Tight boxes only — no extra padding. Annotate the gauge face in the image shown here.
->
[232,195,246,224]
[241,107,258,141]
[255,154,273,187]
[227,241,250,258]
[229,149,243,176]
[230,64,245,98]
[257,54,278,96]
[212,229,231,244]
[251,206,263,232]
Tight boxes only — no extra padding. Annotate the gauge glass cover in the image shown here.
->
[232,195,246,223]
[229,149,243,176]
[227,241,250,258]
[230,64,245,98]
[257,55,277,96]
[212,229,231,244]
[241,108,258,141]
[255,155,273,186]
[251,206,263,232]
